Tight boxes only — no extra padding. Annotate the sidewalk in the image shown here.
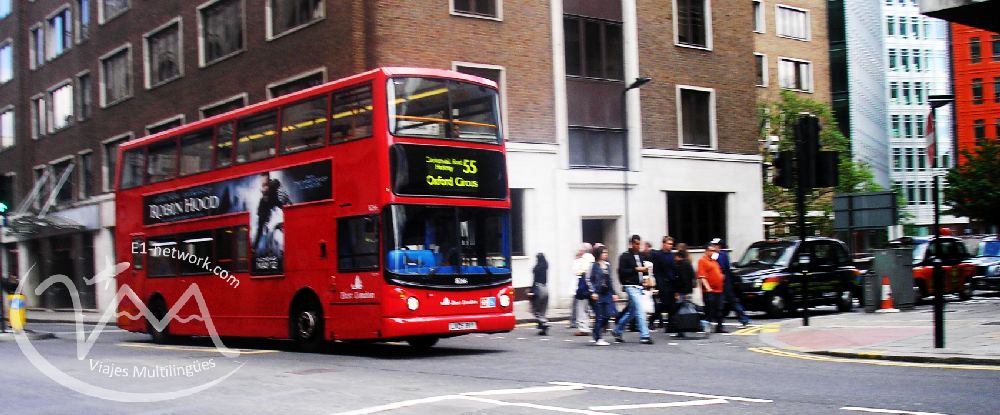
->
[759,297,1000,365]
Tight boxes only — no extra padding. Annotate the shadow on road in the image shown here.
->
[135,335,508,359]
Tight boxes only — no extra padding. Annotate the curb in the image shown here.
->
[515,316,570,325]
[809,350,1000,366]
[0,329,57,341]
[27,318,108,325]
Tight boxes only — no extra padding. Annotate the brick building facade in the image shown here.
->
[0,0,762,312]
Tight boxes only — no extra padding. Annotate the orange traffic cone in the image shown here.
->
[876,276,899,313]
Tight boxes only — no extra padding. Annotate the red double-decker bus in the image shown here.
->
[115,67,514,350]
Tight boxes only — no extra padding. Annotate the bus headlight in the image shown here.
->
[406,296,420,311]
[498,294,511,308]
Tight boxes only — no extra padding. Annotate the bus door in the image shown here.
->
[330,214,381,338]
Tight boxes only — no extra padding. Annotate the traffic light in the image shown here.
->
[773,151,795,189]
[796,115,821,188]
[815,151,840,188]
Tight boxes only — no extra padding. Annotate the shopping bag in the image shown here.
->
[641,290,656,315]
[670,300,702,333]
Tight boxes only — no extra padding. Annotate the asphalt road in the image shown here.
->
[1,312,997,415]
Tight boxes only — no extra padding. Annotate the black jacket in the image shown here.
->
[674,259,695,295]
[618,250,643,286]
[650,250,676,291]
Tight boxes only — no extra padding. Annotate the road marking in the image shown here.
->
[118,342,278,355]
[335,395,465,415]
[731,323,780,336]
[459,396,612,414]
[748,347,1000,371]
[462,385,585,396]
[591,398,728,410]
[548,381,773,403]
[841,406,948,415]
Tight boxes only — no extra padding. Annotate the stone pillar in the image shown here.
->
[92,228,116,313]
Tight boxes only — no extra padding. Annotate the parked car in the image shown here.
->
[970,236,1000,292]
[887,236,975,301]
[733,237,861,317]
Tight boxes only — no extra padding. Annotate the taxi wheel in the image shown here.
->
[958,282,973,301]
[765,293,787,318]
[837,289,854,312]
[407,337,439,349]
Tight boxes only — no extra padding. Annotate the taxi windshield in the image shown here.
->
[737,242,795,267]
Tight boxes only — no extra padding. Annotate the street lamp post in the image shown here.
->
[621,77,652,235]
[928,94,953,349]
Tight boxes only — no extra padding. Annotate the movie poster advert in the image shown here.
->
[142,161,332,276]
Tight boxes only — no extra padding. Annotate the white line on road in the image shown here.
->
[462,385,585,396]
[549,381,773,403]
[334,395,465,415]
[459,396,614,415]
[841,406,948,415]
[590,398,728,410]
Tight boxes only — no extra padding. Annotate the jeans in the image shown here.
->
[725,288,750,325]
[614,286,651,339]
[592,300,614,341]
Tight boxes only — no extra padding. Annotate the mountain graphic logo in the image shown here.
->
[350,275,363,290]
[440,297,451,306]
[12,259,244,403]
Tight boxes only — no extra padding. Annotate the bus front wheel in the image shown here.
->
[291,295,326,352]
[146,296,171,344]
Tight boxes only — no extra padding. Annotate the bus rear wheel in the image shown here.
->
[291,296,326,352]
[407,337,439,349]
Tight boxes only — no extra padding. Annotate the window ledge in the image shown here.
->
[266,17,326,42]
[450,11,502,22]
[780,87,813,94]
[776,34,810,42]
[101,95,134,109]
[146,74,184,91]
[200,49,246,69]
[675,42,712,52]
[678,145,717,151]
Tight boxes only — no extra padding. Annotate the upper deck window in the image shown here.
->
[146,137,177,183]
[119,147,144,189]
[280,96,327,154]
[235,111,277,164]
[388,77,501,144]
[330,84,373,143]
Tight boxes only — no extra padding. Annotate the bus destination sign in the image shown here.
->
[390,144,506,199]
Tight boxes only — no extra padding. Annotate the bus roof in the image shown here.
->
[120,67,499,151]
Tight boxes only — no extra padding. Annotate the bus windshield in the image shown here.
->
[388,77,501,144]
[385,205,511,278]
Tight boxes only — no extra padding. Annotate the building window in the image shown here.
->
[568,128,625,168]
[269,0,323,37]
[52,159,74,205]
[890,115,901,138]
[892,148,902,171]
[993,34,1000,61]
[675,0,710,48]
[200,94,247,119]
[31,96,46,139]
[100,45,131,107]
[889,81,899,104]
[778,58,811,92]
[30,25,44,69]
[49,83,74,132]
[452,0,498,19]
[199,0,244,66]
[0,175,14,211]
[564,16,623,80]
[974,119,985,145]
[888,49,898,71]
[970,37,981,63]
[0,108,13,150]
[886,16,894,37]
[972,78,983,105]
[509,188,524,256]
[75,72,92,121]
[99,0,129,24]
[754,53,766,86]
[901,81,911,105]
[144,20,182,88]
[753,1,764,33]
[667,191,726,249]
[77,0,90,41]
[0,0,9,19]
[775,5,809,40]
[146,115,183,135]
[0,41,11,83]
[677,86,715,148]
[79,152,93,198]
[102,133,132,191]
[903,114,913,138]
[47,8,73,59]
[267,69,324,98]
[904,148,914,171]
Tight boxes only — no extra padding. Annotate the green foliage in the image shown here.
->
[943,141,1000,230]
[760,91,882,236]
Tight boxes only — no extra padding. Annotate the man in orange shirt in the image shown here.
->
[697,241,727,334]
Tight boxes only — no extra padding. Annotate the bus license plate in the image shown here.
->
[448,322,477,331]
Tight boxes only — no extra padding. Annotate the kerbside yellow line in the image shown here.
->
[748,347,1000,371]
[731,323,780,336]
[119,342,278,355]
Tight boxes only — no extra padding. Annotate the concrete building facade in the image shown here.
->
[0,0,762,313]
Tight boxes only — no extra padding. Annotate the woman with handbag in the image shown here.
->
[589,246,617,346]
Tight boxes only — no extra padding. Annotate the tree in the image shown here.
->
[943,141,1000,231]
[760,91,882,236]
